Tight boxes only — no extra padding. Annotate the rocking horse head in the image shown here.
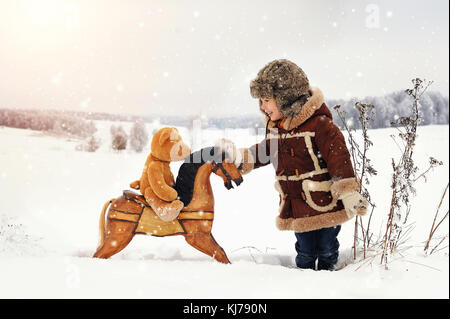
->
[212,158,243,190]
[175,146,243,206]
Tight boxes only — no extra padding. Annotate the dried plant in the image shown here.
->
[381,78,441,265]
[0,214,43,256]
[424,183,449,255]
[334,102,377,260]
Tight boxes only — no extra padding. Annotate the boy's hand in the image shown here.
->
[215,138,255,175]
[215,138,242,167]
[340,192,368,218]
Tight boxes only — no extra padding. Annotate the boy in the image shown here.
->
[220,59,367,270]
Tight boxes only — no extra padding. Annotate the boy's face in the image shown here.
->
[260,97,283,121]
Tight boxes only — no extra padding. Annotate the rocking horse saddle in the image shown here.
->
[122,190,214,222]
[123,190,149,208]
[115,190,185,236]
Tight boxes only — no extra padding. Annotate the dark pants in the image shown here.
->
[294,225,341,271]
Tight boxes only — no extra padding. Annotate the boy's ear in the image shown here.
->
[159,130,171,146]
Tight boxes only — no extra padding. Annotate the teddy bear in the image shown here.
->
[130,127,191,222]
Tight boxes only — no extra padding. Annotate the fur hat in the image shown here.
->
[250,59,312,117]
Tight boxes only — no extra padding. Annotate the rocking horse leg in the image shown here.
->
[93,220,136,259]
[184,232,231,264]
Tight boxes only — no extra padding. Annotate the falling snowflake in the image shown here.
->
[80,97,91,109]
[51,73,63,85]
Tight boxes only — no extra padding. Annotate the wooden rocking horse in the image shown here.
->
[93,147,243,264]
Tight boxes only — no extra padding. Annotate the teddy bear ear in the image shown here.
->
[170,128,180,141]
[159,129,171,146]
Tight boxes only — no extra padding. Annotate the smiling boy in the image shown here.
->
[220,59,368,270]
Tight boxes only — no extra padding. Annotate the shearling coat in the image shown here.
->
[239,87,361,233]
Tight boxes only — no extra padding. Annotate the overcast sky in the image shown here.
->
[0,0,448,117]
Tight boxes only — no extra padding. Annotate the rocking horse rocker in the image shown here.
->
[93,146,243,264]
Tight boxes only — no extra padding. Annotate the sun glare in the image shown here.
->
[20,0,80,31]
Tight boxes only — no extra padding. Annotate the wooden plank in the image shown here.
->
[178,212,214,220]
[108,211,140,223]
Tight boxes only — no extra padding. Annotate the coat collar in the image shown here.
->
[266,87,325,131]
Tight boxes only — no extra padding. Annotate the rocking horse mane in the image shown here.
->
[174,146,227,206]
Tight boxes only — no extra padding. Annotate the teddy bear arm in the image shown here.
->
[148,162,178,202]
[163,167,176,187]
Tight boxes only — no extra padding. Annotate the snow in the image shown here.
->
[0,122,448,299]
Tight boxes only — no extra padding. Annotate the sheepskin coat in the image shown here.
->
[240,87,360,233]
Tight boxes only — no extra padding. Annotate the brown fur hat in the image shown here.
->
[250,59,312,117]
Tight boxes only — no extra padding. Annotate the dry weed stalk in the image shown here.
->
[333,102,377,260]
[424,183,449,255]
[381,78,442,265]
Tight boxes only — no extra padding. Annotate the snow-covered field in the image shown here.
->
[0,121,448,299]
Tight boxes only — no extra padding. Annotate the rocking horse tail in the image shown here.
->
[97,199,114,248]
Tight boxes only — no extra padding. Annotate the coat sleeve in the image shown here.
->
[236,137,272,175]
[314,116,360,198]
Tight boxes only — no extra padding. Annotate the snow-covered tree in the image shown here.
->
[76,135,102,152]
[129,120,149,152]
[110,124,128,151]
